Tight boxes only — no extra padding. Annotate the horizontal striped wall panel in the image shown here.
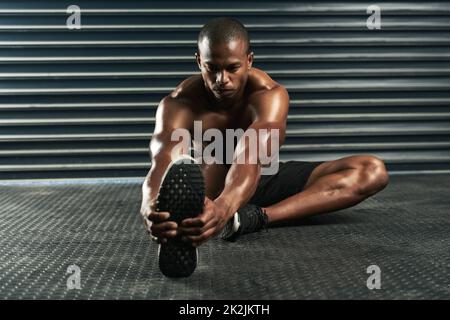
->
[0,0,449,179]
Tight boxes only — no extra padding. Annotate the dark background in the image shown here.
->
[1,0,449,180]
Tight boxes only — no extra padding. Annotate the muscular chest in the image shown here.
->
[190,106,253,152]
[195,107,253,133]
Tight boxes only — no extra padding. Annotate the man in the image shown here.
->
[140,17,389,277]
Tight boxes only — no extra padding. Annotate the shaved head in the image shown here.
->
[197,17,250,54]
[195,17,254,105]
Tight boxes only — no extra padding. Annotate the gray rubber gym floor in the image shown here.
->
[0,174,449,300]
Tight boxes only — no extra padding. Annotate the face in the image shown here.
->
[196,38,253,102]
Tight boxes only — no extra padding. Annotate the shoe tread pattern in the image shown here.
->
[156,159,204,277]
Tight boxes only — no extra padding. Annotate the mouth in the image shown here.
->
[213,88,234,97]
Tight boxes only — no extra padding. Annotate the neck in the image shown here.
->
[204,84,245,112]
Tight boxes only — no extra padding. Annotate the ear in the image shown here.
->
[195,52,202,70]
[247,51,254,69]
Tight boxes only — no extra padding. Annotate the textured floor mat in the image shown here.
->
[0,174,449,299]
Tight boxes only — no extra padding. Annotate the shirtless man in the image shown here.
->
[140,18,390,277]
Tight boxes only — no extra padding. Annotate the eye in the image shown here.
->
[205,65,217,72]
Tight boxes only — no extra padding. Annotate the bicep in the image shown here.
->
[249,86,289,144]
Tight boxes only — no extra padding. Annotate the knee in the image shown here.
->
[354,156,389,196]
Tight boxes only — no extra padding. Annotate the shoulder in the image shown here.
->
[155,88,199,133]
[247,68,289,106]
[157,74,204,119]
[246,69,289,123]
[157,96,193,122]
[169,74,204,106]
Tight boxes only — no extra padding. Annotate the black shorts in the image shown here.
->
[249,160,326,207]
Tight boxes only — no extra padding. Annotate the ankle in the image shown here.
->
[262,207,274,225]
[260,208,269,230]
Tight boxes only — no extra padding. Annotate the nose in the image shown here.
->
[215,71,229,86]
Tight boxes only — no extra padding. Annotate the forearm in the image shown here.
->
[214,121,282,216]
[142,132,190,204]
[215,162,261,217]
[140,153,173,231]
[142,153,173,204]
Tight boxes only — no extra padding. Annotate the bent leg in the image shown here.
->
[264,155,390,225]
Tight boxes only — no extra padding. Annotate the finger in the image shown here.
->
[147,211,170,222]
[182,227,216,245]
[158,230,178,239]
[178,226,202,236]
[150,221,177,234]
[190,228,216,247]
[179,216,217,236]
[181,217,206,228]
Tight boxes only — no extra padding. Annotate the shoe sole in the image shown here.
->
[155,156,204,277]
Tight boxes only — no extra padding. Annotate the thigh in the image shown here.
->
[249,160,325,207]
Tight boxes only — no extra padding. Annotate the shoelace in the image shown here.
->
[261,208,269,233]
[243,205,268,234]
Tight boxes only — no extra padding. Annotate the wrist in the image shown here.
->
[213,195,237,218]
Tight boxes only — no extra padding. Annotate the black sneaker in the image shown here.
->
[221,203,269,242]
[155,155,205,277]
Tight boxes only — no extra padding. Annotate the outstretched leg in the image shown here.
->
[264,155,389,225]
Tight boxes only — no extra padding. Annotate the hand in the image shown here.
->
[178,197,232,247]
[140,198,178,245]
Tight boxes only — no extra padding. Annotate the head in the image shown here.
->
[195,17,254,102]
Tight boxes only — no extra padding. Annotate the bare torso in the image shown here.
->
[153,67,289,199]
[169,67,281,134]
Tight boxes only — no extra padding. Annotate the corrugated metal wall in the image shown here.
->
[1,0,449,180]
